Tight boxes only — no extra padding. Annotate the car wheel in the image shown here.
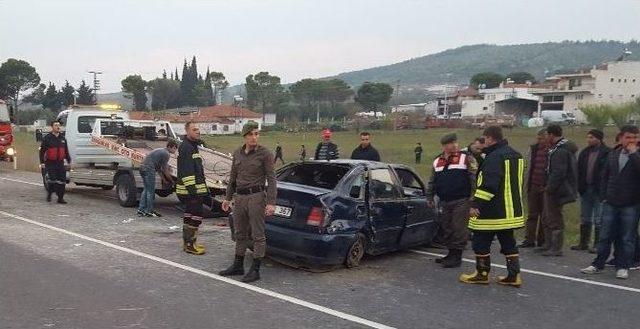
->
[345,233,366,268]
[116,174,137,207]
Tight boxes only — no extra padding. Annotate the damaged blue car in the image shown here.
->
[262,159,438,268]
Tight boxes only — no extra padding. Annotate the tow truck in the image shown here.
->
[0,100,15,162]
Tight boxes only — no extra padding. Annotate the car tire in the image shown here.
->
[116,174,137,207]
[345,233,366,268]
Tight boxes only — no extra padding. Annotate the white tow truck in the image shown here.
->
[53,105,232,210]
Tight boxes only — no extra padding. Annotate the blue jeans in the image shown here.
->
[592,203,640,270]
[580,186,603,228]
[138,170,156,213]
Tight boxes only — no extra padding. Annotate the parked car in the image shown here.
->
[229,160,438,268]
[540,110,576,125]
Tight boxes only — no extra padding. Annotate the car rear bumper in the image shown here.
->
[265,223,358,266]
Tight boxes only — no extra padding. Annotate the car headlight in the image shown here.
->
[6,147,15,156]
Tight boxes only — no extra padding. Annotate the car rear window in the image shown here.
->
[277,163,351,189]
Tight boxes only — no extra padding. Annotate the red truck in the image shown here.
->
[0,100,15,161]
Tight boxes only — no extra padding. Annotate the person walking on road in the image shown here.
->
[460,126,525,287]
[535,124,578,257]
[520,129,549,248]
[426,133,477,268]
[39,120,71,204]
[314,128,339,160]
[351,131,381,161]
[274,142,285,165]
[581,125,640,280]
[219,121,277,283]
[572,129,609,252]
[138,139,179,217]
[299,144,307,161]
[176,122,209,255]
[414,142,423,164]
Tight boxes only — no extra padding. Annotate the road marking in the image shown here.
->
[0,210,394,329]
[0,176,43,187]
[409,249,640,294]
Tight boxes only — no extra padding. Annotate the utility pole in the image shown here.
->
[88,70,103,104]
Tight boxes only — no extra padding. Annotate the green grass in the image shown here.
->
[13,126,621,245]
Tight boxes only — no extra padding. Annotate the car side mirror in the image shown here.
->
[403,187,424,197]
[349,185,361,199]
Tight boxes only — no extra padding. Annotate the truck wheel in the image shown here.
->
[116,174,137,207]
[155,189,172,197]
[345,233,366,268]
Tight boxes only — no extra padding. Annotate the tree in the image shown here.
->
[470,72,505,89]
[245,72,287,122]
[42,83,62,111]
[290,78,353,121]
[121,75,148,110]
[76,80,96,105]
[580,104,611,130]
[148,78,181,110]
[355,82,393,116]
[209,70,229,105]
[59,80,75,106]
[22,83,46,104]
[506,71,536,84]
[0,58,41,120]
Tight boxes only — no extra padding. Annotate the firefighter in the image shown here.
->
[39,120,71,204]
[460,126,525,287]
[219,121,277,283]
[426,133,477,268]
[176,122,208,255]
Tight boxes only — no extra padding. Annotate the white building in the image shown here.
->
[462,83,540,118]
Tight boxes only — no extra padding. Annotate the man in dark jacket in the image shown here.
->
[314,128,339,160]
[537,124,578,257]
[460,126,525,287]
[414,142,423,164]
[426,133,477,268]
[176,122,209,255]
[39,120,71,204]
[572,129,610,252]
[581,125,640,280]
[521,128,549,248]
[351,131,381,161]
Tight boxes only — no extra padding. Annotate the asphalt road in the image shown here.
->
[1,167,639,329]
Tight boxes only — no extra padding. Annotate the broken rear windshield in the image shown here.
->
[277,163,351,190]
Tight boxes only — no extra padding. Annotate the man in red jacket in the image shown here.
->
[39,121,71,204]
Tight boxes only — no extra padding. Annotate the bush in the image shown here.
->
[610,104,634,128]
[580,104,611,130]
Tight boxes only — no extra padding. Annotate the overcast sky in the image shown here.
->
[1,0,639,93]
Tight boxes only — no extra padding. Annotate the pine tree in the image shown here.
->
[162,70,167,79]
[174,68,179,81]
[76,80,96,105]
[59,80,75,106]
[42,82,62,111]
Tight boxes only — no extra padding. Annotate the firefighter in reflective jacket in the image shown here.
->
[39,120,71,204]
[176,122,209,255]
[460,126,525,287]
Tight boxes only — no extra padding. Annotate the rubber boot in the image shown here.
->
[534,228,552,253]
[459,254,490,284]
[435,249,453,264]
[183,225,206,255]
[218,255,245,276]
[442,249,463,268]
[542,230,564,256]
[570,224,590,251]
[589,227,600,254]
[240,258,262,283]
[193,228,206,253]
[497,254,522,287]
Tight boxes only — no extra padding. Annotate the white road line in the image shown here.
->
[409,249,640,294]
[0,210,394,329]
[0,176,43,187]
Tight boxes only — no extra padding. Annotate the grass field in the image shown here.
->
[11,126,622,244]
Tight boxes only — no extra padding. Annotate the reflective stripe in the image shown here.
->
[468,216,525,230]
[477,171,483,186]
[182,180,196,187]
[518,158,524,212]
[504,159,514,219]
[192,153,202,159]
[474,189,494,201]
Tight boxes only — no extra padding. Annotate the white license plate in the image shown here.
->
[274,205,292,218]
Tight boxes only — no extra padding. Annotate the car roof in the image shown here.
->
[298,159,398,170]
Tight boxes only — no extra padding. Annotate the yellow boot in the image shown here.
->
[496,254,522,287]
[459,254,490,284]
[182,224,206,255]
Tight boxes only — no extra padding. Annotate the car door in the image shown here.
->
[393,167,438,248]
[367,167,406,254]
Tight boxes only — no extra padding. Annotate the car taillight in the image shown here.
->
[306,207,324,226]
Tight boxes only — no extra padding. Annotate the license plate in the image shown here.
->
[274,205,292,218]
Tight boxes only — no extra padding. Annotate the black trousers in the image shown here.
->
[471,229,518,255]
[45,162,66,200]
[178,195,204,227]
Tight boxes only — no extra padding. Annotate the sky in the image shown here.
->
[1,0,639,93]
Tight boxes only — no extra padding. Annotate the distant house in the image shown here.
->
[129,105,263,135]
[461,82,545,119]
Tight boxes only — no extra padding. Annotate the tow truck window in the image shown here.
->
[277,163,350,190]
[78,116,123,133]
